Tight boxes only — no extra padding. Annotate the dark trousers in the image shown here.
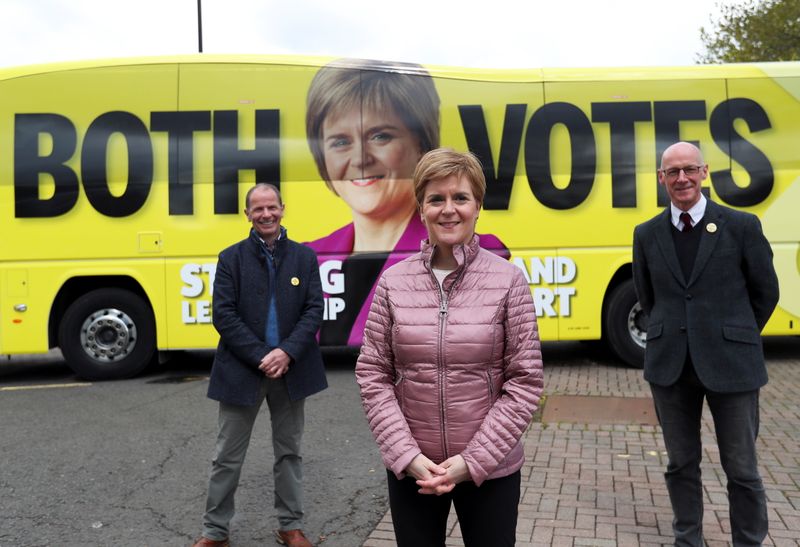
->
[387,469,520,547]
[650,364,767,546]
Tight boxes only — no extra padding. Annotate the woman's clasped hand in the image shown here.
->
[406,453,471,495]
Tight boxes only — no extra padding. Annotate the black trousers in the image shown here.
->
[387,469,521,547]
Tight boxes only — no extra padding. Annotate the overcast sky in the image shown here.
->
[0,0,741,70]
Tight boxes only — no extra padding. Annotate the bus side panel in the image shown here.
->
[177,63,332,248]
[727,75,800,334]
[2,58,799,365]
[1,64,179,359]
[2,65,179,262]
[558,249,632,341]
[0,260,168,353]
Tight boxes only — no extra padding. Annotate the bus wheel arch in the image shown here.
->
[602,268,647,368]
[52,279,156,380]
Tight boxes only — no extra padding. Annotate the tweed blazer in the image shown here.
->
[632,200,779,392]
[208,228,327,405]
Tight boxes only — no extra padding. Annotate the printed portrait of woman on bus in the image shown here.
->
[305,58,509,347]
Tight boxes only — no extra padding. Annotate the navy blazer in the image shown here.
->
[632,200,779,392]
[208,228,327,405]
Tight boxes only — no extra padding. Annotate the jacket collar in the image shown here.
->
[420,234,481,272]
[249,226,288,255]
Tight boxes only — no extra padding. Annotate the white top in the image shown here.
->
[432,267,455,288]
[670,194,707,231]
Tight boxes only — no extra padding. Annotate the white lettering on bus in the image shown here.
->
[180,263,217,297]
[319,260,346,321]
[513,256,576,284]
[180,264,204,297]
[180,263,217,324]
[513,256,577,317]
[182,300,212,324]
[324,297,346,320]
[320,260,344,294]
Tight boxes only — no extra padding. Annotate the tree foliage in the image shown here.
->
[698,0,800,63]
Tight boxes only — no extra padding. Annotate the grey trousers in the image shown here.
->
[201,377,305,540]
[650,364,767,546]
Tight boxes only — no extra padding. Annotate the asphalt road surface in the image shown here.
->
[0,350,385,547]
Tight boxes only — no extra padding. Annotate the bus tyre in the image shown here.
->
[604,279,646,369]
[58,289,156,380]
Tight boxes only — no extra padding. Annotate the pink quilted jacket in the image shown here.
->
[355,235,543,486]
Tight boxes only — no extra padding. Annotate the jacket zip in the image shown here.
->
[429,245,469,460]
[437,288,448,458]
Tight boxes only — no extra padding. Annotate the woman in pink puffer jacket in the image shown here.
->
[356,148,544,546]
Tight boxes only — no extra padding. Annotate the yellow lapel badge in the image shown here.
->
[291,277,300,286]
[706,223,717,233]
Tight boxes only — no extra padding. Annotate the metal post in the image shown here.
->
[197,0,203,53]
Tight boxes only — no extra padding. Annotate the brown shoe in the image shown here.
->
[191,536,230,547]
[274,528,313,547]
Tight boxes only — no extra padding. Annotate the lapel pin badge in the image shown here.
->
[706,223,717,233]
[290,277,300,286]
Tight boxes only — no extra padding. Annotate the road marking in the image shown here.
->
[0,382,92,392]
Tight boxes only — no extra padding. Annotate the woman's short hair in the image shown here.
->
[413,148,486,208]
[306,59,440,190]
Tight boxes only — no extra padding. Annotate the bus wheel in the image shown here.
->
[58,288,156,380]
[604,279,647,368]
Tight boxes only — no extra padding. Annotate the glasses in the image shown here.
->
[661,165,704,180]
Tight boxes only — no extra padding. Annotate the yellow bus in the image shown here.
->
[1,55,797,379]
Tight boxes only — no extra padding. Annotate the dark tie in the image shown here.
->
[680,212,693,232]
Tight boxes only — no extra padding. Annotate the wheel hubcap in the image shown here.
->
[80,308,137,362]
[627,302,648,349]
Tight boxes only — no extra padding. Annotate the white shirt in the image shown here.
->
[432,267,454,288]
[670,194,707,231]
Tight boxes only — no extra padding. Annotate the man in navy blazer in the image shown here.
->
[633,142,779,546]
[193,183,326,547]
